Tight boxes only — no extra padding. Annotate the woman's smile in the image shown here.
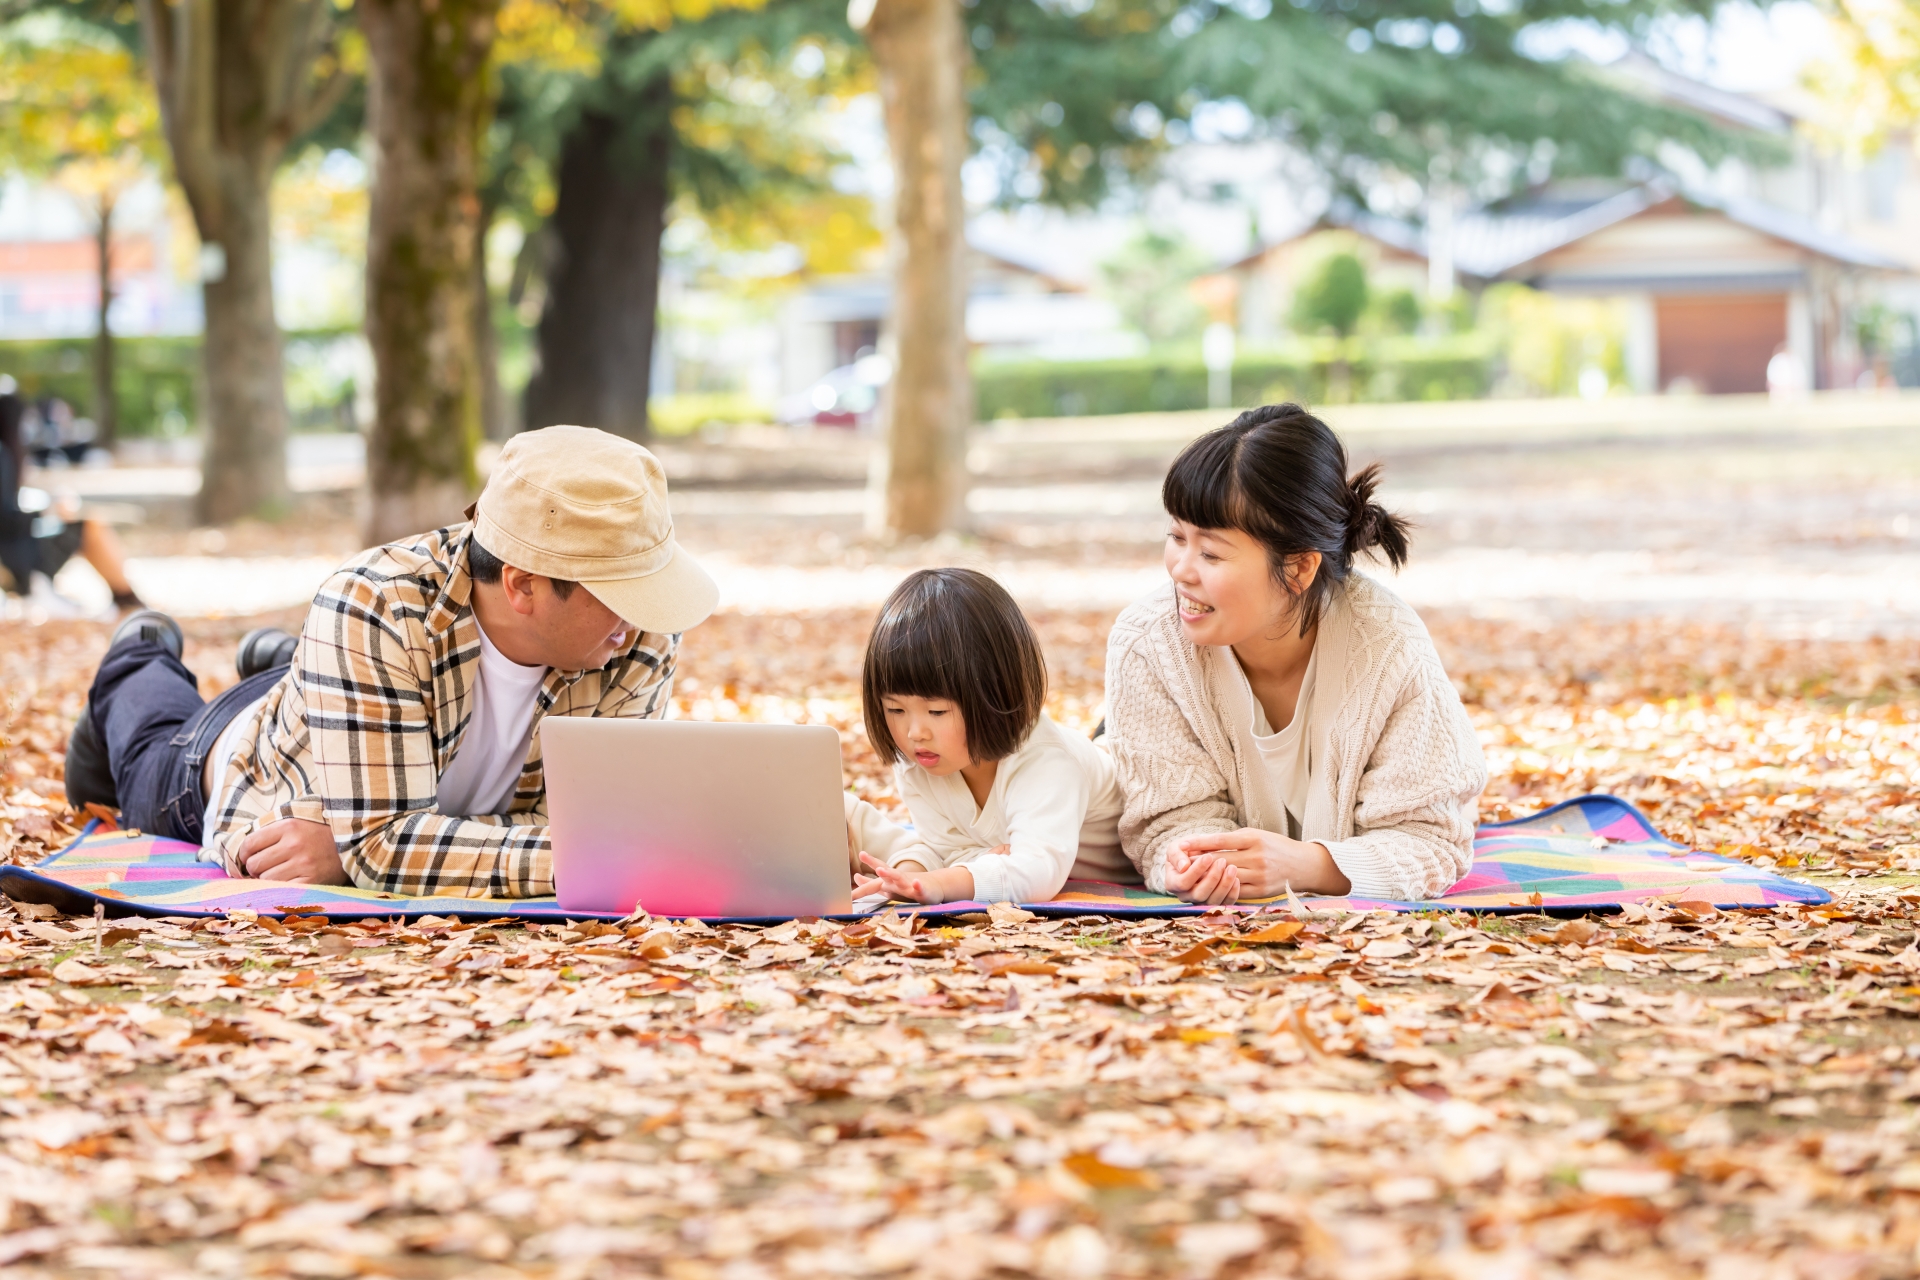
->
[1177,590,1216,619]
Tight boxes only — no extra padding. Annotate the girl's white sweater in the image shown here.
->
[846,712,1132,904]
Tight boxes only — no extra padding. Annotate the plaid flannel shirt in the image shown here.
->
[204,523,678,897]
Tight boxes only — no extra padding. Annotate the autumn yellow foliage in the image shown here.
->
[1810,0,1920,158]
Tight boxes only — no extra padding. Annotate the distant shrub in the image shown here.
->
[1291,251,1370,338]
[648,392,774,435]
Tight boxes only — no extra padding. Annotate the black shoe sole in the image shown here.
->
[64,700,118,812]
[108,609,183,662]
[235,628,299,679]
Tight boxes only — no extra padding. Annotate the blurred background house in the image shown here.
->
[0,176,197,341]
[1225,60,1920,395]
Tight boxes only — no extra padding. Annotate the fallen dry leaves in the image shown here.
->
[1,608,1919,1279]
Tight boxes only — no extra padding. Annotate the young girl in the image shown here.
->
[845,567,1132,906]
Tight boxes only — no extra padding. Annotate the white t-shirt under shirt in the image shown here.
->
[845,712,1132,904]
[199,693,269,851]
[1209,642,1318,840]
[434,619,550,817]
[198,616,549,858]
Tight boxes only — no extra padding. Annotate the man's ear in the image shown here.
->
[499,564,541,616]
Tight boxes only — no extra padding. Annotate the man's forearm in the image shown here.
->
[341,813,552,898]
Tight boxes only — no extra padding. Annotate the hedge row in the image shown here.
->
[0,335,200,438]
[2,333,1500,439]
[0,330,359,437]
[974,338,1496,420]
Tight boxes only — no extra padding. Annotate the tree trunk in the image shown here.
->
[135,0,341,526]
[523,81,672,442]
[863,0,972,538]
[91,197,117,450]
[474,203,510,442]
[359,0,499,544]
[197,168,290,522]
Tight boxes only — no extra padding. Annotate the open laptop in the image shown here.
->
[539,718,853,918]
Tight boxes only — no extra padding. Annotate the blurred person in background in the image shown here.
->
[25,394,94,466]
[0,377,143,614]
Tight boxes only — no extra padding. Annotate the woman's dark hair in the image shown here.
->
[862,567,1048,766]
[1162,402,1410,635]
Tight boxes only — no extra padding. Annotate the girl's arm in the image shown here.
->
[853,853,977,905]
[950,746,1090,904]
[844,793,938,876]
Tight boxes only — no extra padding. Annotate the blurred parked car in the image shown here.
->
[776,353,892,430]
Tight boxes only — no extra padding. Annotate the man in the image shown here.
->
[64,426,718,895]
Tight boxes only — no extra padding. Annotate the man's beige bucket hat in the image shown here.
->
[468,424,719,633]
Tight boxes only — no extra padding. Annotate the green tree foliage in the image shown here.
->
[961,0,1756,213]
[1292,251,1369,338]
[1371,286,1422,336]
[1099,228,1209,346]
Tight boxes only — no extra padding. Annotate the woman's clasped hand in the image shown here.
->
[1162,828,1352,904]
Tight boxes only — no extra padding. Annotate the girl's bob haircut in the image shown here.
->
[862,567,1047,767]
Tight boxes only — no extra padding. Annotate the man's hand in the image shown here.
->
[1170,828,1350,901]
[238,818,348,884]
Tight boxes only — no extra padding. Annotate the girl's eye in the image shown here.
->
[1201,552,1221,563]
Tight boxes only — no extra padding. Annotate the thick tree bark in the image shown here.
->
[475,204,510,443]
[523,83,672,442]
[359,0,499,544]
[862,0,972,538]
[136,0,342,525]
[198,168,289,519]
[91,198,117,449]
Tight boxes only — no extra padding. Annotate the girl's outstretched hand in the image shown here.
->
[852,852,974,905]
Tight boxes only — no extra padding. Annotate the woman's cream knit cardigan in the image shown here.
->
[1104,573,1488,901]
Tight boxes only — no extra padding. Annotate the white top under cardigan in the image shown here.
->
[1212,641,1320,841]
[1103,574,1487,901]
[845,712,1133,904]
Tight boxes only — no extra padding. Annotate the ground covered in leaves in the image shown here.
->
[3,607,1920,1279]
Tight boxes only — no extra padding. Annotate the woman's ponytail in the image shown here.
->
[1343,461,1411,572]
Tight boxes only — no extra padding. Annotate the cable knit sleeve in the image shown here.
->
[1318,648,1487,901]
[1105,622,1240,895]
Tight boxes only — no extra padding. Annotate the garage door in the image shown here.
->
[1655,294,1788,394]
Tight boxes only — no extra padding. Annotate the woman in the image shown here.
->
[1104,403,1486,904]
[0,380,143,612]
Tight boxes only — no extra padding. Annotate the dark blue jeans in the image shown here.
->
[85,641,284,845]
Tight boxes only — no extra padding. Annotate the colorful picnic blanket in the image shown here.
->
[0,794,1828,922]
